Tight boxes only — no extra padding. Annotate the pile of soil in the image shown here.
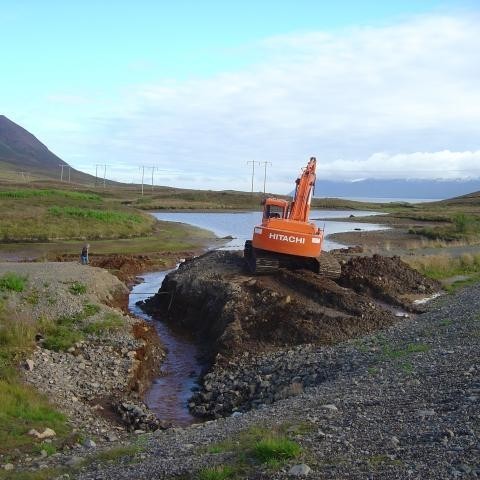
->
[143,250,441,361]
[338,254,441,310]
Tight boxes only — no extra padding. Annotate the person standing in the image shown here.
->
[81,243,90,265]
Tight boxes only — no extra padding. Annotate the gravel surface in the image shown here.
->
[71,283,479,479]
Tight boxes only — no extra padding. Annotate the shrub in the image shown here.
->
[0,272,27,292]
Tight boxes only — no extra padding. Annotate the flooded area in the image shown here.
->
[130,210,389,425]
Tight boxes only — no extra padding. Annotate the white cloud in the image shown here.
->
[52,12,480,191]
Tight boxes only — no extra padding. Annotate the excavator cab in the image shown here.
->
[262,198,288,221]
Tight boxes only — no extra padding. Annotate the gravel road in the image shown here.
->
[75,282,479,479]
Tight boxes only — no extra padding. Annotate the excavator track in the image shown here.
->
[244,240,280,274]
[244,241,342,278]
[314,252,342,279]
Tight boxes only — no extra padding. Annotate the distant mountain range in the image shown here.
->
[0,115,96,184]
[313,178,480,200]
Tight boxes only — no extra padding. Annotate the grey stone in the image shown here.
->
[83,438,96,448]
[25,359,34,371]
[289,464,311,476]
[65,456,83,467]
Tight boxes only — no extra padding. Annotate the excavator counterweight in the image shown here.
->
[244,157,341,278]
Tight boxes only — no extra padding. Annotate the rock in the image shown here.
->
[289,464,311,476]
[321,404,338,412]
[25,359,34,371]
[28,428,56,439]
[3,463,14,471]
[40,449,48,458]
[106,433,118,442]
[83,438,96,448]
[390,436,400,447]
[65,456,83,467]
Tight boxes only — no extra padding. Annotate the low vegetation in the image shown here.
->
[409,213,480,242]
[0,187,155,242]
[40,305,123,351]
[199,424,304,478]
[0,296,69,454]
[0,272,27,292]
[405,252,480,291]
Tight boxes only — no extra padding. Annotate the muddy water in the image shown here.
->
[130,210,388,425]
[128,270,204,426]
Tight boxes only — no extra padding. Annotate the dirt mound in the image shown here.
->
[56,254,154,284]
[142,250,439,360]
[338,254,441,310]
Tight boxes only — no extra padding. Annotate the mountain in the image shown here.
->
[313,178,480,201]
[0,115,96,184]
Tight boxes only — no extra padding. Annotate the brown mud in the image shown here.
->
[142,250,441,363]
[55,252,196,285]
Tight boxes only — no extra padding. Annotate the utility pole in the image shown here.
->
[59,164,66,182]
[68,166,71,183]
[260,161,272,194]
[246,161,261,193]
[150,166,158,191]
[103,164,109,189]
[139,166,145,196]
[95,164,100,187]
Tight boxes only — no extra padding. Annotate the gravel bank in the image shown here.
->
[71,282,479,479]
[0,262,165,460]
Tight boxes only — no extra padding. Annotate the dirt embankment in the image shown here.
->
[142,250,441,418]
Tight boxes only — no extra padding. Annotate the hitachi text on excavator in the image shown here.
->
[244,157,341,277]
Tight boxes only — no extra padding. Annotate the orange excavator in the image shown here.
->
[244,157,341,277]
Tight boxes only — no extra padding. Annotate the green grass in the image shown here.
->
[200,424,304,478]
[0,273,27,292]
[93,445,141,462]
[382,342,430,359]
[0,189,101,201]
[40,303,105,351]
[198,465,237,480]
[0,379,68,452]
[82,312,124,335]
[253,437,302,464]
[48,206,143,224]
[405,253,480,280]
[68,281,87,295]
[0,187,155,242]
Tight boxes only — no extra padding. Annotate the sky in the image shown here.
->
[2,0,480,193]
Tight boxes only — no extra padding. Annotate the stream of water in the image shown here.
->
[128,210,387,425]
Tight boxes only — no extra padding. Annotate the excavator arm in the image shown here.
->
[288,157,316,222]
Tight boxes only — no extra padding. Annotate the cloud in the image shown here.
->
[57,12,480,191]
